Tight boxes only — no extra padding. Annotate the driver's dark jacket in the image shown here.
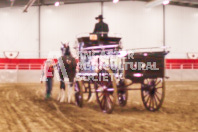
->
[93,21,109,33]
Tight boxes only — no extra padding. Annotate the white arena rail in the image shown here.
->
[0,63,43,70]
[166,63,198,69]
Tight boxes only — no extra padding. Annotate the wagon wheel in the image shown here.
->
[75,81,83,107]
[82,81,92,101]
[117,79,128,107]
[95,69,117,114]
[141,78,165,111]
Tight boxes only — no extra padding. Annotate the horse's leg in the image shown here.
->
[65,83,69,102]
[60,88,66,102]
[60,80,66,102]
[57,89,61,101]
[57,81,63,101]
[60,88,65,102]
[67,81,75,103]
[67,82,71,103]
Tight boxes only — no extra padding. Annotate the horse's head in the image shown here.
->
[61,42,71,56]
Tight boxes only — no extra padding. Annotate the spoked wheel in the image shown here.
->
[82,81,92,101]
[117,80,128,107]
[141,78,165,111]
[95,69,117,114]
[75,81,83,107]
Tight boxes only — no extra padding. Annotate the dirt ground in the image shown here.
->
[0,81,197,132]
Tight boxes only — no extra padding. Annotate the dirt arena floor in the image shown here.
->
[0,81,197,132]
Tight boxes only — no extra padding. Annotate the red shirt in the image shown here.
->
[45,65,54,78]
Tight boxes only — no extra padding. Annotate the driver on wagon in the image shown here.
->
[93,15,109,37]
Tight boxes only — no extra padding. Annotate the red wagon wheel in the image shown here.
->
[95,69,117,114]
[141,78,165,111]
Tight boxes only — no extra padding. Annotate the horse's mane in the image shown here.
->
[61,44,73,57]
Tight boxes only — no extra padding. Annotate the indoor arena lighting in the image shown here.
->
[54,1,60,7]
[163,0,170,5]
[113,0,119,4]
[146,0,171,8]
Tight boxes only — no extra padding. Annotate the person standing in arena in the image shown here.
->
[40,59,54,99]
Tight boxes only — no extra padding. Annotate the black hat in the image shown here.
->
[95,15,104,20]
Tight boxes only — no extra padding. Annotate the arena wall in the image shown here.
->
[166,70,198,81]
[0,6,39,58]
[103,1,163,50]
[40,3,101,58]
[0,70,60,83]
[165,5,198,58]
[0,1,198,59]
[0,1,198,82]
